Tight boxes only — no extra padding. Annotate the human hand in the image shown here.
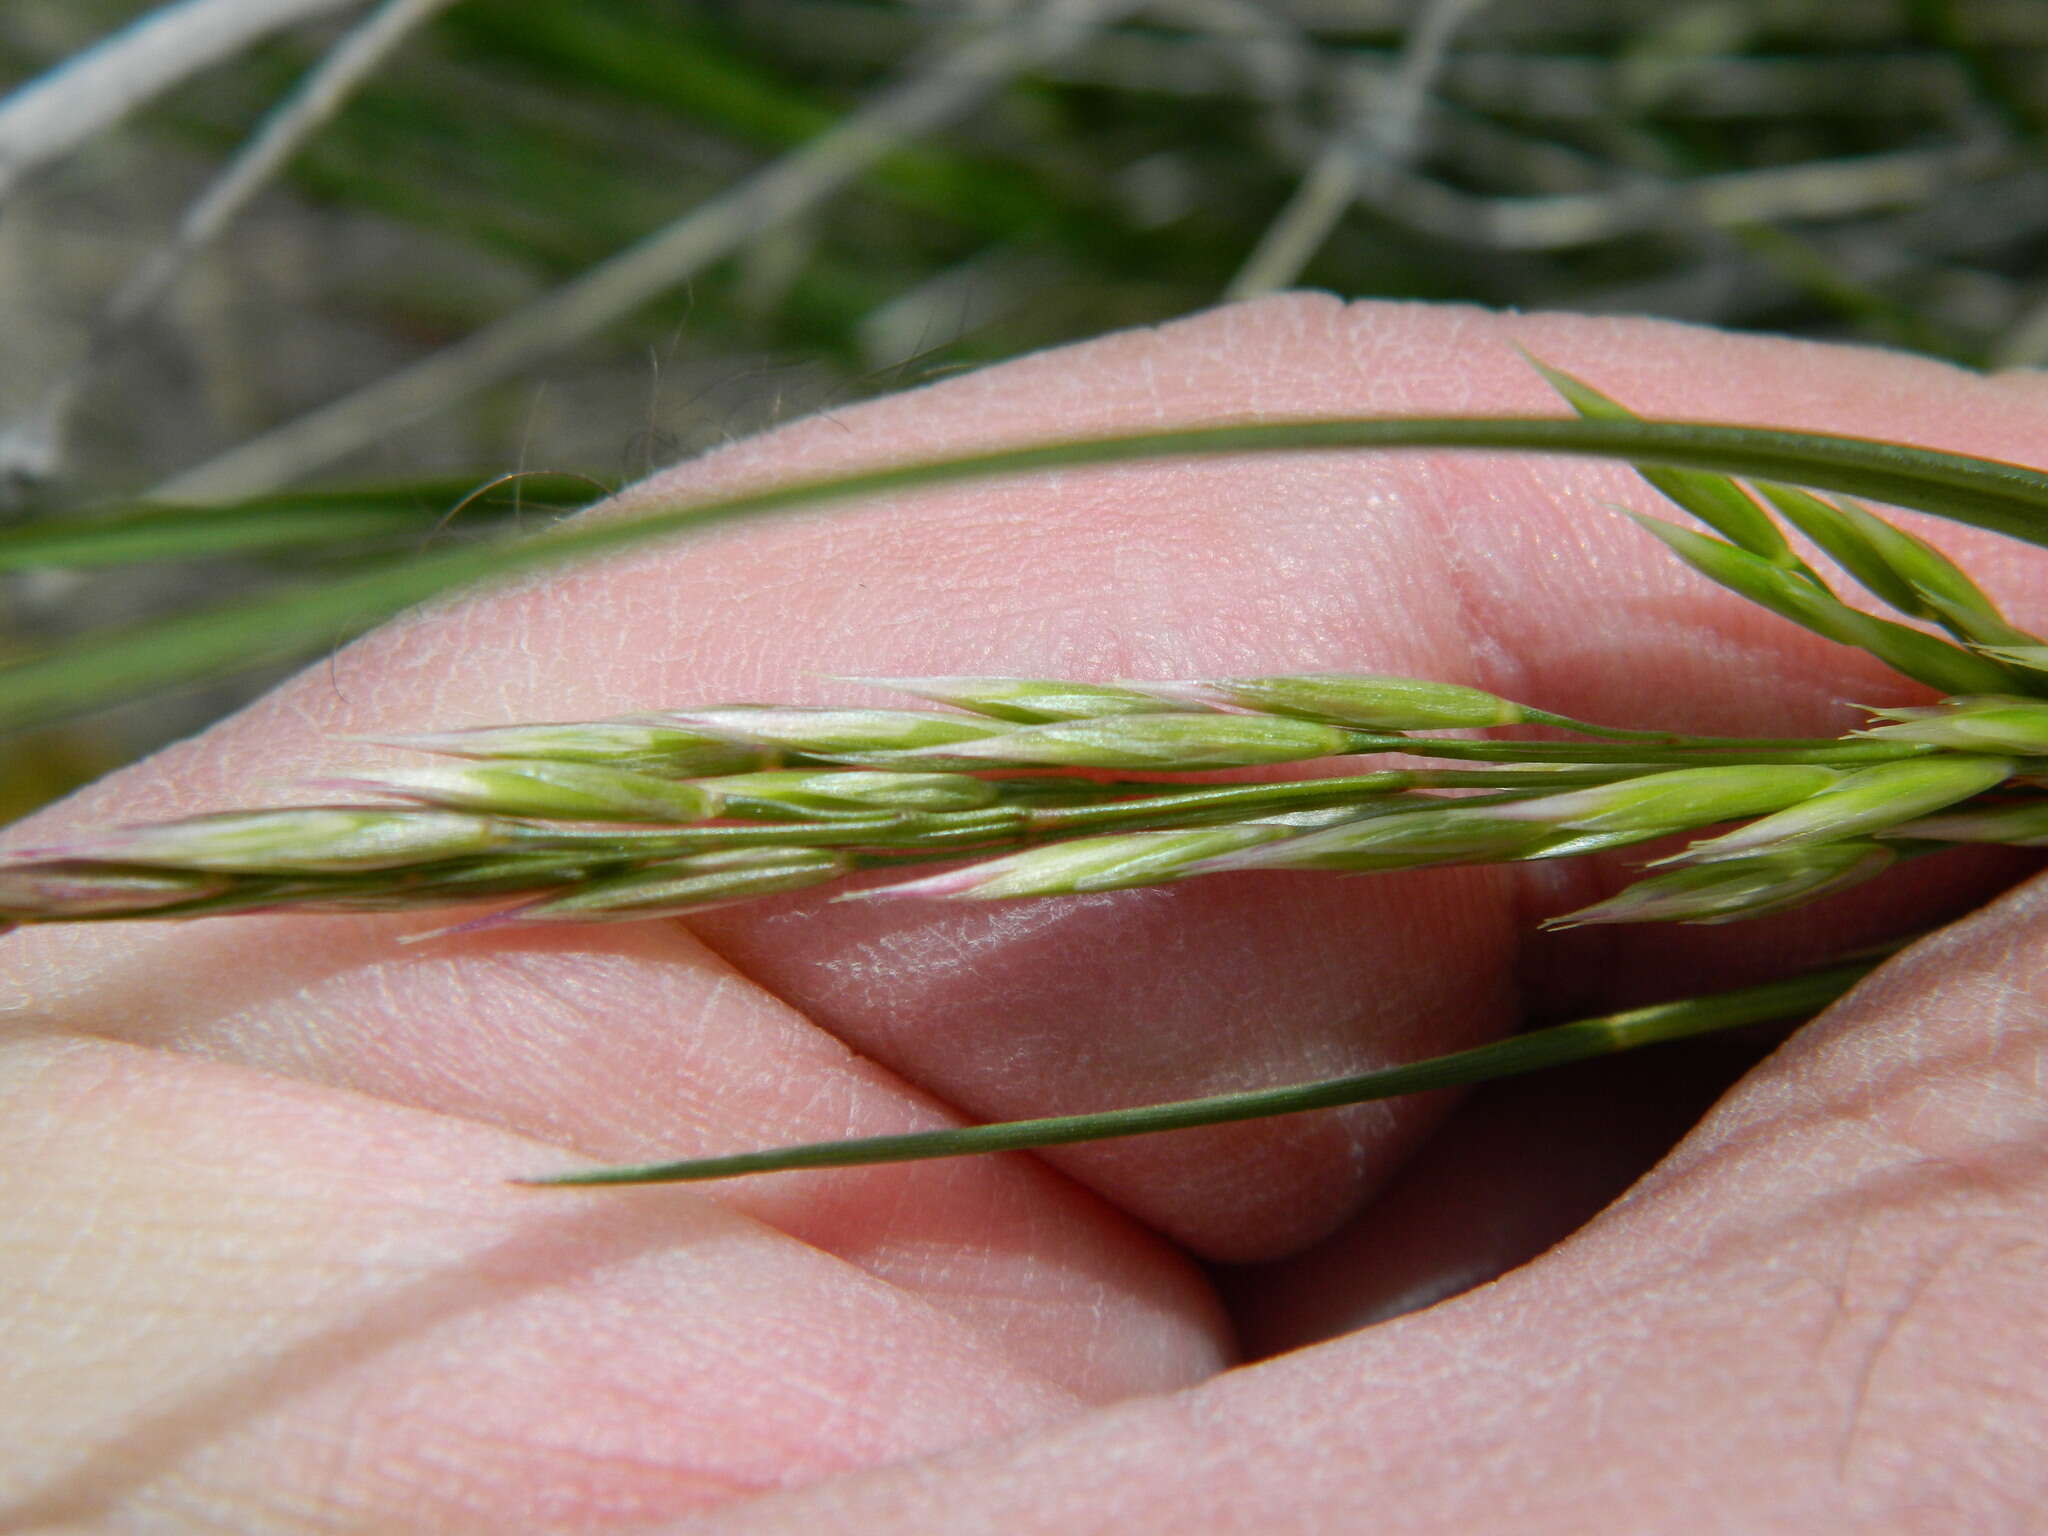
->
[4,297,2043,1531]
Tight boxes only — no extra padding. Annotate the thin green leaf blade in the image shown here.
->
[9,416,2048,732]
[525,961,1877,1185]
[0,504,422,572]
[0,473,597,572]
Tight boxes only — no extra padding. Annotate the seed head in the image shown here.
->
[666,707,1006,755]
[1140,672,1523,730]
[506,847,851,922]
[1546,843,1895,927]
[360,716,771,776]
[0,862,232,920]
[704,769,997,814]
[22,808,515,873]
[1668,755,2016,863]
[1856,696,2048,754]
[891,713,1354,771]
[851,676,1178,723]
[1487,764,1839,833]
[1192,803,1567,873]
[330,761,720,822]
[1881,800,2048,845]
[857,824,1293,900]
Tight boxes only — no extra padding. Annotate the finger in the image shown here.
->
[0,910,1226,1404]
[666,869,2048,1532]
[0,1033,1101,1528]
[11,298,2048,1267]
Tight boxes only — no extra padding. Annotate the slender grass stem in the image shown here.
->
[14,415,2048,732]
[1514,708,1908,748]
[526,959,1880,1186]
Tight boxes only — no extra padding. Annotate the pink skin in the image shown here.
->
[2,296,2045,1530]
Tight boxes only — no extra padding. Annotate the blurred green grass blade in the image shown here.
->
[1731,224,1969,364]
[182,51,693,275]
[162,8,1094,378]
[529,959,1878,1186]
[0,475,594,572]
[8,416,2048,732]
[441,2,1068,239]
[207,2,1087,291]
[0,505,422,571]
[448,3,844,148]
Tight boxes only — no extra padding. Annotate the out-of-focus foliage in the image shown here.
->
[4,0,2048,806]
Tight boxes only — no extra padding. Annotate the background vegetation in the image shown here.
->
[6,0,2048,815]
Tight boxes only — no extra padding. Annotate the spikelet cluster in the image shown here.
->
[8,364,2048,944]
[0,670,2038,936]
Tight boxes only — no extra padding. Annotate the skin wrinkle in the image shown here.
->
[1606,1114,2046,1358]
[1809,1188,1885,1382]
[1848,1243,2048,1530]
[1779,932,2048,1171]
[1832,1234,1963,1488]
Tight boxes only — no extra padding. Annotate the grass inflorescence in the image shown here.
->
[11,365,2048,1183]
